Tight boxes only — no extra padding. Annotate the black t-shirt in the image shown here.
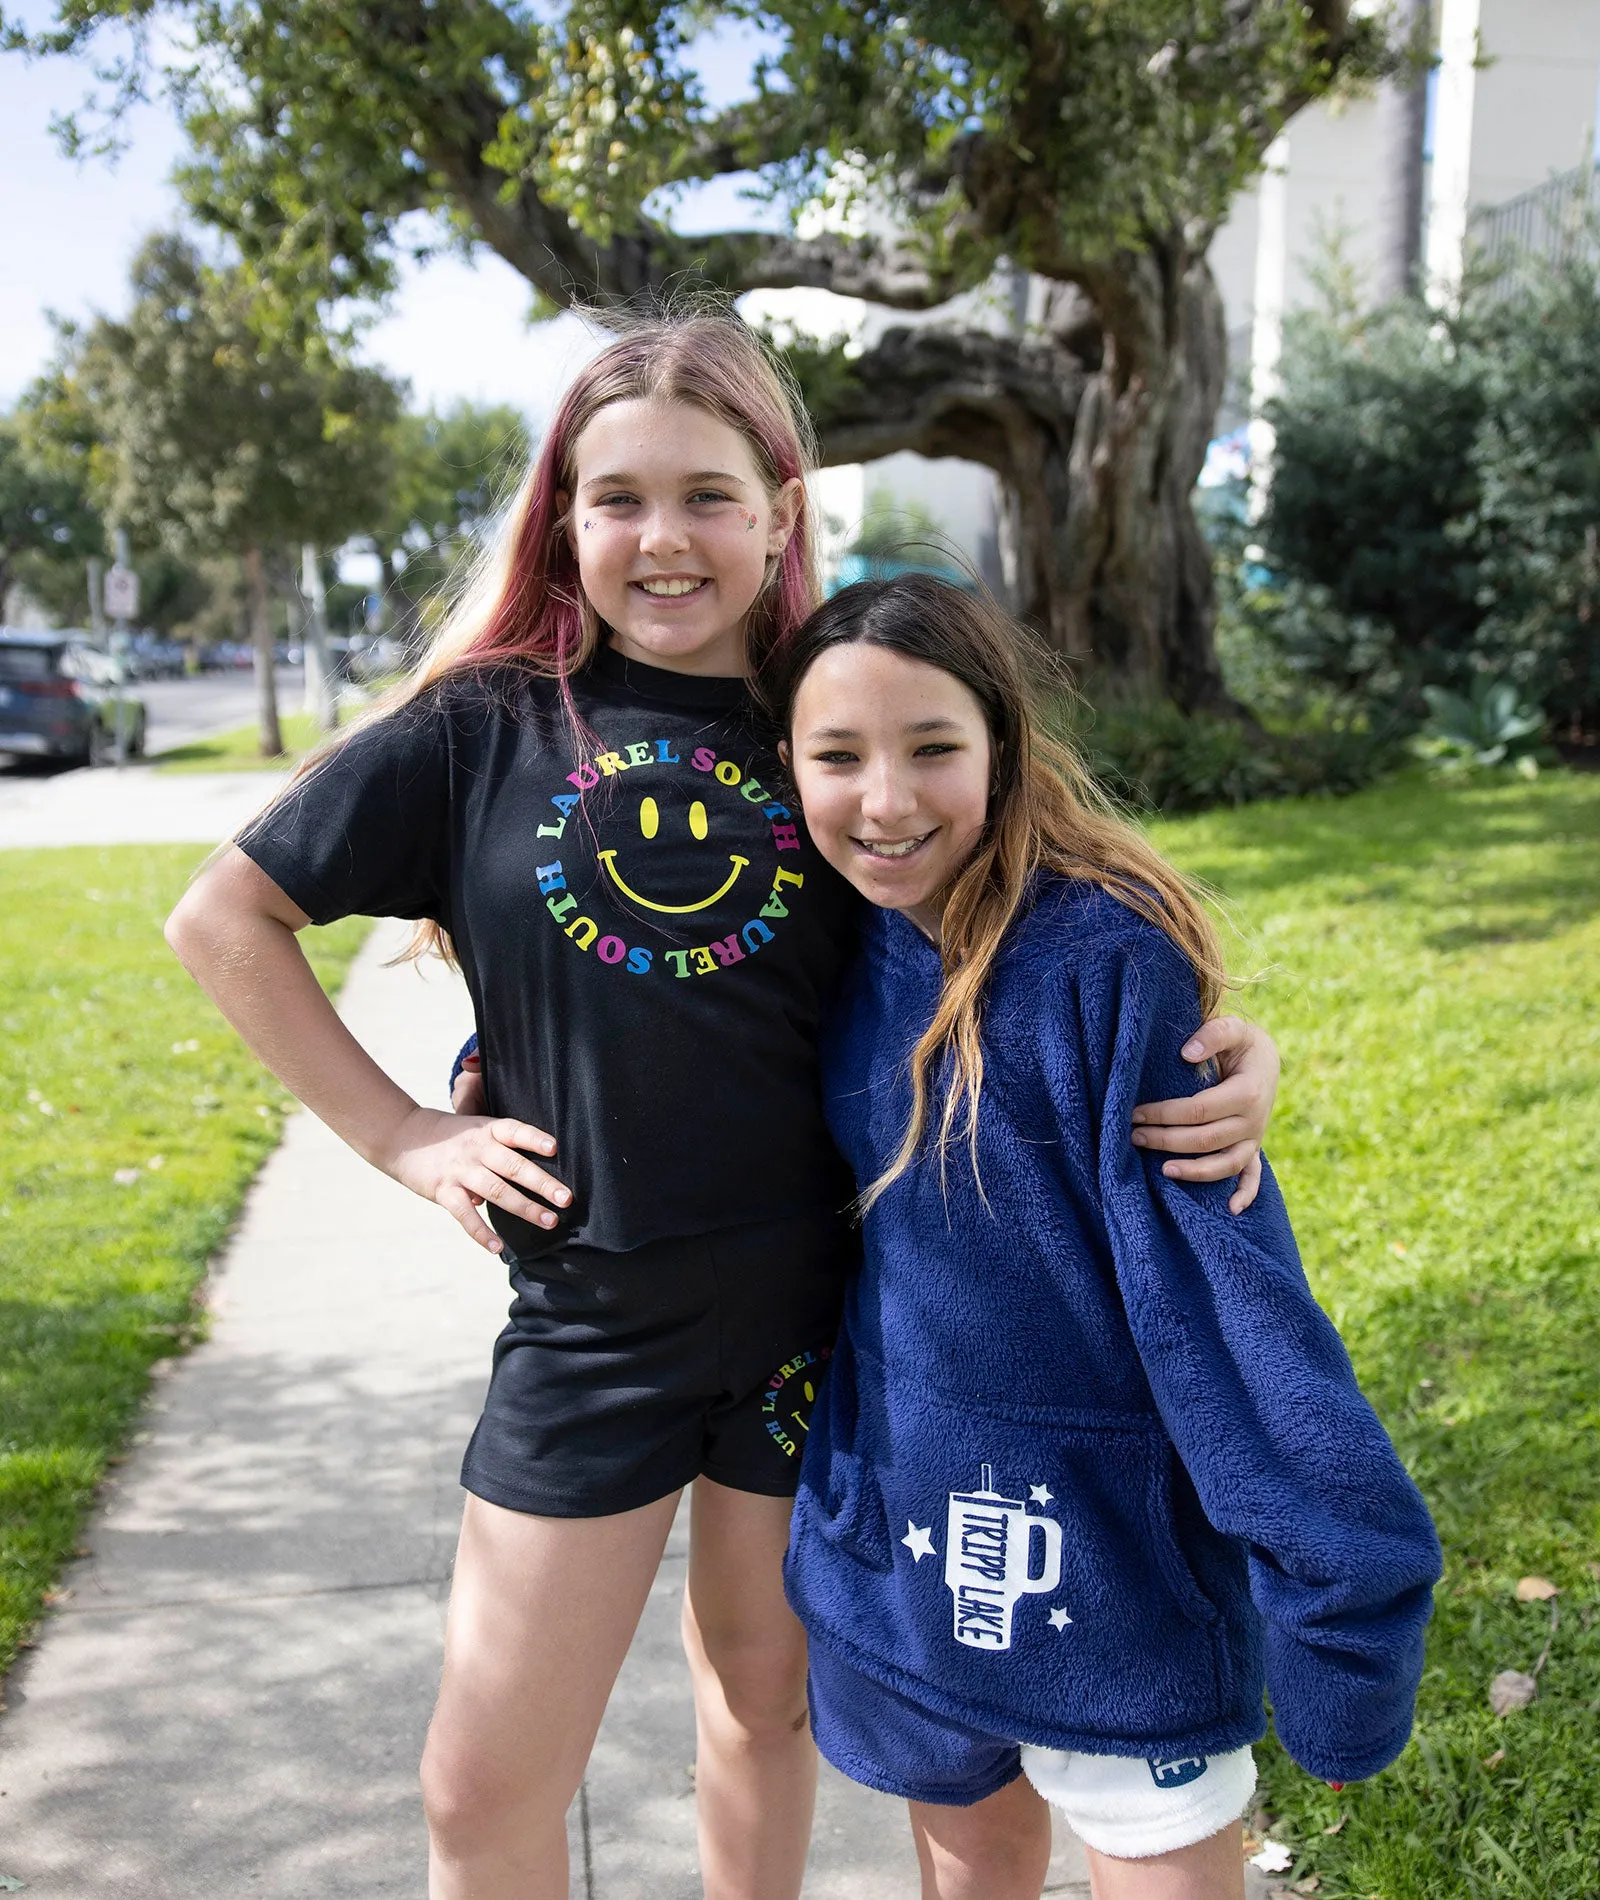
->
[239,646,861,1255]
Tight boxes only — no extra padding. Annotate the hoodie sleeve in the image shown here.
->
[1057,923,1441,1783]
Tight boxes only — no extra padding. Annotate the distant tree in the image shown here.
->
[80,234,402,752]
[0,412,103,623]
[374,402,532,647]
[13,0,1391,712]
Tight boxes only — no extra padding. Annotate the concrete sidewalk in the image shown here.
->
[0,766,287,850]
[0,921,1269,1898]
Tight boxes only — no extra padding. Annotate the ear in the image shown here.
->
[777,738,791,769]
[767,477,804,558]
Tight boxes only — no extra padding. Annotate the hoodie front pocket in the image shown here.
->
[873,1392,1227,1741]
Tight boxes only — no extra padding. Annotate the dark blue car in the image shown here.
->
[0,632,148,767]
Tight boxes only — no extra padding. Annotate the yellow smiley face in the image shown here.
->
[596,795,749,915]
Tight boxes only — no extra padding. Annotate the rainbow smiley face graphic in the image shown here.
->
[532,735,808,978]
[597,794,750,915]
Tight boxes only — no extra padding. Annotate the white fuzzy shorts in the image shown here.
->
[1020,1742,1257,1859]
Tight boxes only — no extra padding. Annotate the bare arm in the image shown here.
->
[165,846,570,1253]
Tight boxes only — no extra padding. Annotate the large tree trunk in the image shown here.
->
[243,540,284,758]
[811,249,1233,713]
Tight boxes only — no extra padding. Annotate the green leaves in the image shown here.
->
[77,233,403,560]
[13,0,1367,312]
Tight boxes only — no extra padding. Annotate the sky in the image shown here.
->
[0,15,787,422]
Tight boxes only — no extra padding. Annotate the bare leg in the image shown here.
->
[681,1479,817,1900]
[421,1489,680,1900]
[907,1775,1053,1900]
[1084,1820,1246,1900]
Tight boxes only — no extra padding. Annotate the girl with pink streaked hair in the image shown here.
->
[167,309,1280,1900]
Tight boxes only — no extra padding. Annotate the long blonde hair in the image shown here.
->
[763,575,1230,1211]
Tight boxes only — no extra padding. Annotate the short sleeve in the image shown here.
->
[236,693,451,927]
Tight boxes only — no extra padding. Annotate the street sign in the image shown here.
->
[104,563,140,621]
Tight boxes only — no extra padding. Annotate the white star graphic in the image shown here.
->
[1047,1608,1073,1631]
[1029,1484,1054,1508]
[901,1522,936,1562]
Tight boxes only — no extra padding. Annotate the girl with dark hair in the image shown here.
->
[165,313,1282,1900]
[770,575,1440,1900]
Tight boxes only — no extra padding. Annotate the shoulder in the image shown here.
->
[1008,875,1193,989]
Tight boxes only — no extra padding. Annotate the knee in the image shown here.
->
[420,1722,570,1859]
[691,1624,810,1743]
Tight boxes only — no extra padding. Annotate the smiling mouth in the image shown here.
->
[854,832,935,861]
[634,577,710,598]
[597,849,749,914]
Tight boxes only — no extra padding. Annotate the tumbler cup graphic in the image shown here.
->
[943,1464,1063,1650]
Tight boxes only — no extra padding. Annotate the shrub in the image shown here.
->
[1467,262,1600,733]
[1262,296,1484,681]
[1414,677,1545,773]
[1259,251,1600,736]
[1056,694,1405,815]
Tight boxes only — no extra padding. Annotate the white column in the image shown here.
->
[1247,134,1290,517]
[1425,0,1483,301]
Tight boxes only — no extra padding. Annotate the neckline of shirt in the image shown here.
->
[588,640,751,712]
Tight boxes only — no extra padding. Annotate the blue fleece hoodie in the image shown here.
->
[785,879,1441,1783]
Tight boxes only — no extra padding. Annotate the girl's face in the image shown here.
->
[563,397,801,677]
[786,642,993,938]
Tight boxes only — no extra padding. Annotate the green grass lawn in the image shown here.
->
[0,774,1594,1897]
[1151,770,1600,1899]
[0,847,368,1677]
[152,710,341,772]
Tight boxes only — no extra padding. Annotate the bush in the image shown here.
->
[1259,251,1600,736]
[1468,263,1600,731]
[1263,297,1484,679]
[1056,693,1406,815]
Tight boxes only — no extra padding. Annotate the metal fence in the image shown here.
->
[1467,162,1600,282]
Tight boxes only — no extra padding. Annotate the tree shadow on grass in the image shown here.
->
[1178,775,1600,948]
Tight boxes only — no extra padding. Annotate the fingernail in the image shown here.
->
[555,1191,570,1205]
[1182,1039,1205,1060]
[1131,1129,1148,1146]
[541,1212,556,1227]
[540,1141,556,1155]
[1162,1162,1179,1177]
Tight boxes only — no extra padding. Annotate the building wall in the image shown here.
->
[1216,0,1600,430]
[1471,0,1600,206]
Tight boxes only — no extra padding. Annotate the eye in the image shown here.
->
[640,796,659,839]
[595,491,637,507]
[689,800,709,841]
[689,489,733,505]
[914,742,961,757]
[812,749,858,766]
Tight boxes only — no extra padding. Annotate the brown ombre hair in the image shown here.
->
[764,574,1230,1210]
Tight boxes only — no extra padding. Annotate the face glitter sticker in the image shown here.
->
[742,508,759,531]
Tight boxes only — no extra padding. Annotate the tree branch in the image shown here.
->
[806,324,1084,472]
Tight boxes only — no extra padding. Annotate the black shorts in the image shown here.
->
[460,1212,854,1518]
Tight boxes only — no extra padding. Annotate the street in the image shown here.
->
[0,665,305,785]
[0,665,305,798]
[137,663,306,754]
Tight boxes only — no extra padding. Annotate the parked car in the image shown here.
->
[0,631,149,767]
